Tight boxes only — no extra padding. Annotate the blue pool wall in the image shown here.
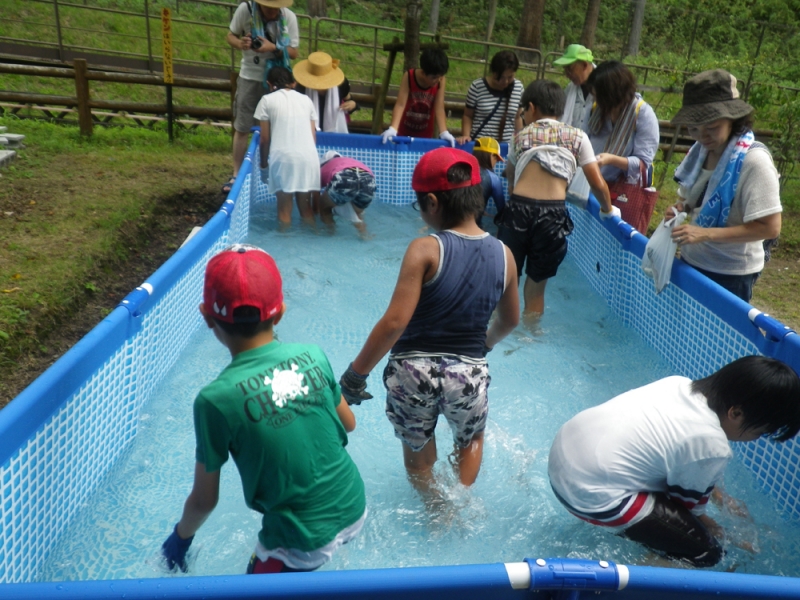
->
[1,132,799,598]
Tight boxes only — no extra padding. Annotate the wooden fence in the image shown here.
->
[0,56,779,182]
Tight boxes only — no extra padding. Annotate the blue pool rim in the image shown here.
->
[1,132,799,598]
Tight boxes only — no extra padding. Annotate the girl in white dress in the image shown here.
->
[254,66,320,226]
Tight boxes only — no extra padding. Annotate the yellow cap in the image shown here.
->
[473,137,504,161]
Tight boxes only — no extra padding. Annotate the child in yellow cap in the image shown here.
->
[472,137,506,229]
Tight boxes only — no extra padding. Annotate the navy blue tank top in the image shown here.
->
[391,230,507,359]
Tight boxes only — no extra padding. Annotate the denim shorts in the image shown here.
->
[328,168,377,210]
[383,355,490,451]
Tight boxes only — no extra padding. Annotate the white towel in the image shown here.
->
[306,87,348,133]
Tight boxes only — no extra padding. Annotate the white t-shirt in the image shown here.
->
[254,89,320,194]
[229,4,300,82]
[548,376,731,526]
[679,147,782,275]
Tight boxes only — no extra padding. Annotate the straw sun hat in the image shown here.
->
[293,52,345,90]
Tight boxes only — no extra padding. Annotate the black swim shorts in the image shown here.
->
[496,195,574,282]
[621,492,724,567]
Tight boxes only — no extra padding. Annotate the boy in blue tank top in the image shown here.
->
[339,148,520,494]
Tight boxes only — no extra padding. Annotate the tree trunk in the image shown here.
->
[307,0,327,18]
[486,0,498,42]
[580,0,601,49]
[626,0,646,58]
[516,0,545,53]
[404,0,423,72]
[427,0,441,34]
[556,0,570,49]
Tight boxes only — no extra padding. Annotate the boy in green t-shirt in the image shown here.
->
[161,244,365,574]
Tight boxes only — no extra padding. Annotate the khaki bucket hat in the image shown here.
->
[671,69,754,127]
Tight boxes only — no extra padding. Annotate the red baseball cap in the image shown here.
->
[203,244,283,323]
[411,147,481,193]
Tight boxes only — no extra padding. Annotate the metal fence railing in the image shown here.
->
[1,0,798,179]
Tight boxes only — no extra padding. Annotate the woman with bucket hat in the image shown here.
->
[294,52,356,134]
[668,69,781,303]
[224,0,300,193]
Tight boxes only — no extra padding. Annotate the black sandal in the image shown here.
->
[221,176,235,194]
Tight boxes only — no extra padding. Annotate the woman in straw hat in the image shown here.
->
[294,52,356,134]
[668,69,781,302]
[254,66,320,227]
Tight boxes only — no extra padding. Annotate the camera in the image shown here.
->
[250,33,262,50]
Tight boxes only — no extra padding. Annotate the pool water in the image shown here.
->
[38,202,800,581]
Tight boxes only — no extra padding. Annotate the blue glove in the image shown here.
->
[340,363,373,406]
[162,523,193,572]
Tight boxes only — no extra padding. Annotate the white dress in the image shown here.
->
[254,88,320,194]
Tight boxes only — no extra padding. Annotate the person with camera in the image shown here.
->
[224,0,300,194]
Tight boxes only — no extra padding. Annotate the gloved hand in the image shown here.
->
[439,130,456,147]
[381,126,397,144]
[599,205,621,220]
[162,523,194,573]
[276,33,291,51]
[339,363,373,406]
[260,166,269,185]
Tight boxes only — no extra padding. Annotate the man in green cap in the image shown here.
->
[553,44,594,130]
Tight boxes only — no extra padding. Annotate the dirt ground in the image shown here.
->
[1,188,223,405]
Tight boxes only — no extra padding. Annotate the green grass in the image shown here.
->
[0,116,230,371]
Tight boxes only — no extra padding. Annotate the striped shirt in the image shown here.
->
[465,78,524,142]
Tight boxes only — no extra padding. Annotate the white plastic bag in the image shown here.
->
[332,201,363,224]
[641,210,687,294]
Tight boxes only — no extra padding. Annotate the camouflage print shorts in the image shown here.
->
[383,355,490,452]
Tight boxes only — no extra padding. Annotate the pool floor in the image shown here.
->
[37,202,800,581]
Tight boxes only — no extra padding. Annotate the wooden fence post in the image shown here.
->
[371,37,399,135]
[73,59,93,137]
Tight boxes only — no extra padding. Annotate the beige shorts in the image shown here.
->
[233,76,267,133]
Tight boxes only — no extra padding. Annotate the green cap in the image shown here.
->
[553,44,593,66]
